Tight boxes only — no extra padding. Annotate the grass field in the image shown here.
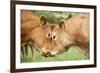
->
[21,46,88,63]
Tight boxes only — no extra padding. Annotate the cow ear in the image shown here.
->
[40,15,47,25]
[59,20,65,29]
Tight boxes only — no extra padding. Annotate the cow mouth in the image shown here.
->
[42,53,55,57]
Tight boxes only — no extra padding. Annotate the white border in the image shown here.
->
[16,5,94,69]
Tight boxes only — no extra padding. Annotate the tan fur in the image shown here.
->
[51,13,90,56]
[21,10,40,23]
[64,13,89,54]
[38,13,90,56]
[21,10,42,43]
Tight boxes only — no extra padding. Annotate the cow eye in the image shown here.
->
[53,35,56,40]
[48,33,51,37]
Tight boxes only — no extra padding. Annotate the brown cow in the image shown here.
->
[21,10,58,58]
[21,10,43,44]
[21,10,48,58]
[59,13,89,55]
[38,13,90,57]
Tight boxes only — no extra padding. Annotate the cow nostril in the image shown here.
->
[50,38,52,41]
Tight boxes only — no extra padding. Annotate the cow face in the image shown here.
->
[30,16,74,57]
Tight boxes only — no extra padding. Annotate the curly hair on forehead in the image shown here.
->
[51,25,56,31]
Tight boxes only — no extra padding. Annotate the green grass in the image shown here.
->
[21,47,88,63]
[34,10,76,23]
